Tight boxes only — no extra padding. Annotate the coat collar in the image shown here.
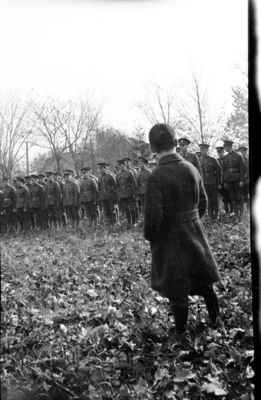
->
[158,153,183,165]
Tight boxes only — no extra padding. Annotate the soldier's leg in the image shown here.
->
[169,279,189,334]
[125,199,132,226]
[198,284,220,324]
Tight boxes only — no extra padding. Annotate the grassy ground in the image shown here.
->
[0,215,253,400]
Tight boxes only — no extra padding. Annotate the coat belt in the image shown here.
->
[170,209,199,223]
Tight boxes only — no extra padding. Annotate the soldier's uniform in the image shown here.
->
[221,139,245,218]
[80,167,99,225]
[198,143,222,220]
[0,179,17,233]
[125,158,139,223]
[137,157,151,216]
[15,177,30,232]
[98,162,118,226]
[116,159,137,226]
[178,137,202,174]
[237,145,249,209]
[215,145,229,214]
[45,172,62,228]
[62,170,80,228]
[29,175,46,229]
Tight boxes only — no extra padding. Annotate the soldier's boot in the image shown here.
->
[200,285,221,326]
[170,298,189,335]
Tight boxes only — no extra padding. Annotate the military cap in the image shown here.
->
[38,173,45,178]
[45,171,54,176]
[24,175,31,179]
[199,143,210,148]
[238,144,247,151]
[63,169,74,175]
[97,161,108,166]
[215,141,224,149]
[15,176,25,183]
[178,136,191,145]
[124,157,132,162]
[80,166,91,172]
[117,158,126,165]
[223,137,233,145]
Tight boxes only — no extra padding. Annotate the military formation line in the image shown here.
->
[0,136,249,234]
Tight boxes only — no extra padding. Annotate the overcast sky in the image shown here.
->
[0,0,248,137]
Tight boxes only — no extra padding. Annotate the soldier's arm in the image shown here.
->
[144,174,163,242]
[215,159,222,186]
[55,182,62,207]
[9,186,17,209]
[198,175,208,218]
[191,154,201,175]
[24,186,31,209]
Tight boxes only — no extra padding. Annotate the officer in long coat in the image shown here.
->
[198,143,222,220]
[144,124,221,341]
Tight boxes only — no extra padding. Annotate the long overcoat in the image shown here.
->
[144,153,220,300]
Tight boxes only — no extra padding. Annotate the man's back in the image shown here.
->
[144,153,207,241]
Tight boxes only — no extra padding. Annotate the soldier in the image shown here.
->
[137,156,151,216]
[215,144,229,215]
[124,157,139,223]
[198,143,222,220]
[79,166,99,226]
[28,174,45,230]
[221,138,245,219]
[45,171,62,229]
[0,176,17,233]
[178,136,202,174]
[62,169,80,229]
[116,158,137,227]
[144,124,221,342]
[237,144,249,211]
[14,177,30,232]
[97,162,118,227]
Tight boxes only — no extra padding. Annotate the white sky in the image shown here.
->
[0,0,247,137]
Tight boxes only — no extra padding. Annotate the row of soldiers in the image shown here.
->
[177,136,249,220]
[0,156,151,233]
[0,136,249,234]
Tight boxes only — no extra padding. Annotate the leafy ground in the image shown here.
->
[1,214,254,400]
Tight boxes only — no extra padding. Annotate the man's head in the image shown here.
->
[45,171,54,182]
[237,145,248,157]
[223,138,233,153]
[149,124,176,154]
[81,166,91,178]
[178,136,191,154]
[199,143,209,156]
[64,169,73,181]
[97,162,107,174]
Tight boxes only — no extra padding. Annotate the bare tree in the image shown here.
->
[137,84,180,128]
[59,101,102,173]
[177,74,209,143]
[34,100,102,173]
[0,99,31,178]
